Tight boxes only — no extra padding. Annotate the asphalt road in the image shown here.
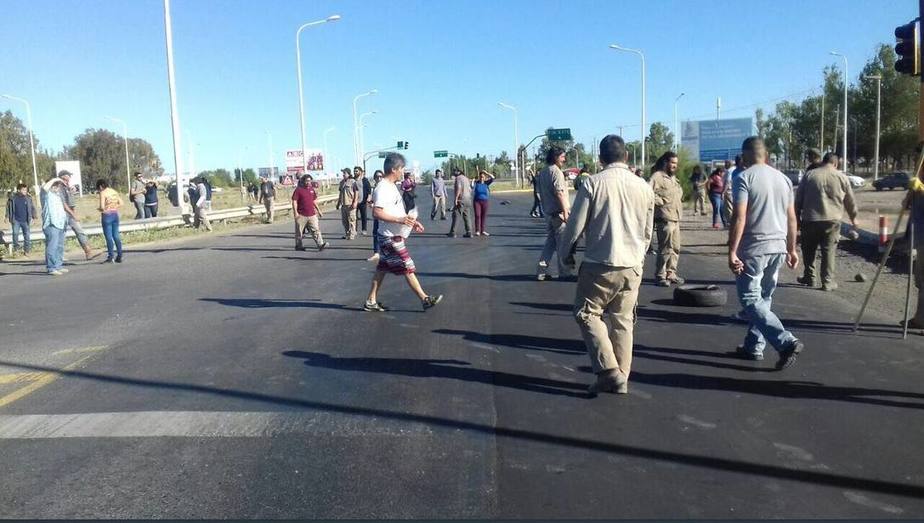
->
[1,192,922,518]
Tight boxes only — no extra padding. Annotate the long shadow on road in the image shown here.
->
[0,358,922,500]
[199,298,346,310]
[282,350,588,398]
[432,328,585,355]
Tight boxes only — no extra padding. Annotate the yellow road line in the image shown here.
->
[51,346,106,356]
[0,372,48,385]
[0,353,97,409]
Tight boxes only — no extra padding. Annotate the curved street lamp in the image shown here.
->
[295,14,341,173]
[609,44,646,168]
[352,89,377,165]
[497,102,519,187]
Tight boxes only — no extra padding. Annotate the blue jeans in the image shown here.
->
[372,218,380,253]
[735,253,797,355]
[43,225,65,272]
[710,193,726,227]
[12,221,31,253]
[101,212,123,259]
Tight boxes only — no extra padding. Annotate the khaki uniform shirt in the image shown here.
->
[795,164,858,223]
[559,163,655,269]
[537,164,569,215]
[339,178,359,207]
[649,171,683,222]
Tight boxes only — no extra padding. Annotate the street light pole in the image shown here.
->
[295,14,340,174]
[358,111,377,164]
[673,92,685,151]
[820,91,825,152]
[830,51,849,169]
[1,94,39,196]
[865,74,882,181]
[610,44,646,169]
[104,116,131,192]
[498,101,519,187]
[352,89,377,166]
[163,0,186,213]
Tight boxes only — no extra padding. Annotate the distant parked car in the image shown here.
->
[846,174,866,189]
[873,172,911,191]
[783,169,804,186]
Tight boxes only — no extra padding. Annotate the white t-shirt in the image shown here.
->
[373,179,406,237]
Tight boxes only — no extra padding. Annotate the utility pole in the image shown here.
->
[865,75,882,181]
[833,104,840,154]
[819,91,825,152]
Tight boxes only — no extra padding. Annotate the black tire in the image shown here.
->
[673,284,728,307]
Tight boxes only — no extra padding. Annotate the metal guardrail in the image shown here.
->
[3,194,338,247]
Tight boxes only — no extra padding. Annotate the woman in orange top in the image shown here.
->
[96,179,124,263]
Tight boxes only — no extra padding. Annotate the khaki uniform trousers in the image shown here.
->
[573,262,643,376]
[263,197,275,223]
[340,206,357,239]
[295,214,323,249]
[655,219,681,280]
[693,186,707,215]
[801,220,840,285]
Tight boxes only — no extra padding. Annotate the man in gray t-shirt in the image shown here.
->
[728,137,803,370]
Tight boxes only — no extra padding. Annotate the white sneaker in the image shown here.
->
[482,231,490,237]
[58,268,70,274]
[48,270,64,276]
[538,260,549,269]
[367,253,380,263]
[475,232,481,236]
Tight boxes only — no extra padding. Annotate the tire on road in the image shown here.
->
[673,284,728,307]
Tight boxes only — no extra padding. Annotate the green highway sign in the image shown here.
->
[434,150,448,158]
[378,152,388,158]
[547,128,573,141]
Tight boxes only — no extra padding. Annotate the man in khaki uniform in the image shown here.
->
[794,152,857,291]
[649,151,684,286]
[337,168,359,240]
[536,145,573,280]
[560,135,654,395]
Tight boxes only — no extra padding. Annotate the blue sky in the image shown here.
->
[0,0,916,174]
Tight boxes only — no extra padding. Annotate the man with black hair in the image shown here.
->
[259,175,277,223]
[337,168,359,239]
[560,135,654,395]
[364,153,442,312]
[535,145,572,280]
[805,148,823,173]
[728,137,804,369]
[130,172,146,219]
[649,151,684,286]
[795,152,857,291]
[292,174,328,251]
[354,166,372,236]
[431,169,447,220]
[58,170,97,260]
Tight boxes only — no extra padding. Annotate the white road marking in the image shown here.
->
[843,491,904,514]
[0,411,433,439]
[677,414,717,430]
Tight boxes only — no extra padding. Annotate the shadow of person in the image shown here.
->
[432,328,585,355]
[282,350,591,399]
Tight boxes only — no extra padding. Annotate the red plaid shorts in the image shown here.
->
[377,235,416,275]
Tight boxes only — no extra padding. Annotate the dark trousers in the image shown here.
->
[801,220,840,285]
[372,218,380,253]
[531,192,543,216]
[449,202,472,236]
[357,203,368,233]
[144,204,158,218]
[474,199,489,233]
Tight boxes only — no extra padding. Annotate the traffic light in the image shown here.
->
[895,20,920,76]
[397,141,404,149]
[404,141,409,150]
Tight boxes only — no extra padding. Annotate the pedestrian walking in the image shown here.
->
[58,171,97,260]
[902,172,924,329]
[430,169,448,220]
[794,152,857,291]
[249,182,259,202]
[337,168,359,240]
[728,137,804,368]
[535,146,574,280]
[355,166,372,236]
[723,156,744,227]
[529,171,544,218]
[259,176,277,223]
[40,178,69,275]
[368,170,384,262]
[193,177,212,231]
[649,151,685,287]
[96,179,124,263]
[573,165,591,193]
[690,164,708,216]
[804,148,823,173]
[364,152,443,312]
[144,179,159,218]
[473,169,495,236]
[292,174,329,252]
[448,168,473,238]
[8,183,36,255]
[559,135,654,395]
[706,167,728,228]
[130,172,146,220]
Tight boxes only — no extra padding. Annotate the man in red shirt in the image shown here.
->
[291,174,329,251]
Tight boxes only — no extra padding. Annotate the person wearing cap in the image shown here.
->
[130,172,146,220]
[337,168,359,239]
[57,170,97,260]
[258,175,277,223]
[430,169,447,220]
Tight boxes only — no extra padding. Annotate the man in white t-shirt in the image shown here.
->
[364,153,443,312]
